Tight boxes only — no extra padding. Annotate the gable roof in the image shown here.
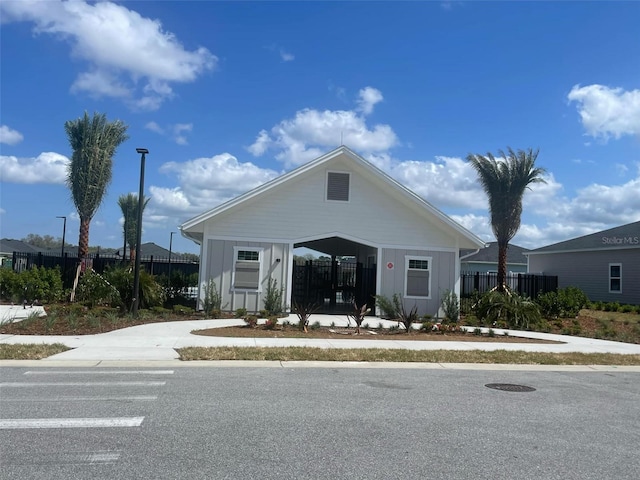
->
[181,146,485,249]
[526,221,640,255]
[461,242,528,264]
[0,238,47,255]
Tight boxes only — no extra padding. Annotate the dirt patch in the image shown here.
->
[193,325,563,344]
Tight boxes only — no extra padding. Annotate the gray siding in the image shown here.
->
[528,249,640,304]
[204,239,290,313]
[380,248,455,317]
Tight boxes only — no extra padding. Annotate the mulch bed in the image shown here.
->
[193,325,562,343]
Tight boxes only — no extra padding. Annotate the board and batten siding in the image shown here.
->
[380,248,456,317]
[203,239,290,313]
[528,249,640,304]
[201,157,460,250]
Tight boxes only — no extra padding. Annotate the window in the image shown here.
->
[405,256,431,298]
[609,263,621,293]
[327,171,350,201]
[233,248,262,290]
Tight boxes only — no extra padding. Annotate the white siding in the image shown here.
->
[202,239,290,313]
[202,157,458,249]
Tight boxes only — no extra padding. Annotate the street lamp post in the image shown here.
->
[56,216,67,285]
[168,231,175,283]
[132,148,149,317]
[56,216,66,258]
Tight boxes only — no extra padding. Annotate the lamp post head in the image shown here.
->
[136,148,149,155]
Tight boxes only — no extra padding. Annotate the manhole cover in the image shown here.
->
[485,383,536,392]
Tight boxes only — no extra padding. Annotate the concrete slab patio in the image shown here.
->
[1,306,639,362]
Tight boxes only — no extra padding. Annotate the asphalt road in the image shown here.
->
[1,366,638,479]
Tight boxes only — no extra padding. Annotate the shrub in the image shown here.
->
[374,294,399,319]
[537,286,588,319]
[475,290,541,330]
[76,270,119,308]
[441,289,459,323]
[619,304,635,313]
[235,308,248,318]
[421,321,434,332]
[263,278,284,316]
[0,266,63,304]
[244,315,258,328]
[264,316,278,330]
[102,266,165,312]
[292,300,320,332]
[202,279,225,317]
[173,305,194,315]
[347,302,371,334]
[392,294,418,333]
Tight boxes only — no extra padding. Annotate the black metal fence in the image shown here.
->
[12,251,199,290]
[460,272,558,300]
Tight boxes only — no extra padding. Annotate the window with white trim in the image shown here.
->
[233,247,262,290]
[609,263,621,293]
[405,256,431,298]
[326,171,350,202]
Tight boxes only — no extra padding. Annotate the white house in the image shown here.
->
[180,146,485,316]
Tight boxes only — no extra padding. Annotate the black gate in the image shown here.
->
[292,260,376,313]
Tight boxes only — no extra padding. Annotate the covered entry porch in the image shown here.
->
[292,235,377,314]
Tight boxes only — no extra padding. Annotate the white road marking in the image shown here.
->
[0,395,158,402]
[0,417,145,429]
[24,370,174,375]
[0,381,166,387]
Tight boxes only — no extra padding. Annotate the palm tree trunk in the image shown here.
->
[497,242,508,292]
[78,217,90,260]
[129,246,136,265]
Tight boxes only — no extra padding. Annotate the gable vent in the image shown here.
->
[327,172,350,201]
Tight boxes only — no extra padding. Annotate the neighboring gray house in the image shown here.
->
[460,242,528,274]
[180,146,485,316]
[526,221,640,305]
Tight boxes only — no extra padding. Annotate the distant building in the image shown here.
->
[526,221,640,304]
[460,242,528,274]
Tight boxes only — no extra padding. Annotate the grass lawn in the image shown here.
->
[177,346,640,365]
[0,343,70,360]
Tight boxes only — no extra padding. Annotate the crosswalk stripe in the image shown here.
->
[0,381,166,387]
[0,417,145,429]
[0,395,158,402]
[24,370,174,375]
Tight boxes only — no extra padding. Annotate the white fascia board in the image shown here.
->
[525,246,640,255]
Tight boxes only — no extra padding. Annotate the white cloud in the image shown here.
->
[0,125,24,145]
[280,49,294,62]
[155,153,279,215]
[1,0,216,111]
[0,152,69,184]
[247,88,398,168]
[567,84,640,140]
[356,87,383,115]
[145,121,193,145]
[145,121,164,134]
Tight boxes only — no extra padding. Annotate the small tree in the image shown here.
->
[393,294,418,333]
[263,278,284,316]
[348,302,371,334]
[292,299,321,332]
[441,289,460,323]
[202,279,223,317]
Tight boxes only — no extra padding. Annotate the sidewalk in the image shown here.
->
[2,307,640,361]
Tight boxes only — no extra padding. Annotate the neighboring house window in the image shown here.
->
[405,256,431,298]
[327,171,350,202]
[233,247,262,290]
[609,263,622,293]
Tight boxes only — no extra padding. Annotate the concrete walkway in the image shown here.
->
[1,308,640,361]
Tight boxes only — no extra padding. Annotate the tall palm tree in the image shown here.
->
[467,147,546,292]
[118,193,150,264]
[65,112,129,260]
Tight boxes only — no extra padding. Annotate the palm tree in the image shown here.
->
[466,147,546,292]
[65,112,129,260]
[118,193,150,264]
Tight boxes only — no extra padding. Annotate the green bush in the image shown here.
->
[76,270,119,308]
[235,308,248,318]
[101,266,165,312]
[441,289,459,323]
[374,294,399,319]
[474,290,541,330]
[537,286,588,319]
[0,266,63,304]
[263,278,284,316]
[202,279,225,317]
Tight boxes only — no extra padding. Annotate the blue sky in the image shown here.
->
[1,0,639,255]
